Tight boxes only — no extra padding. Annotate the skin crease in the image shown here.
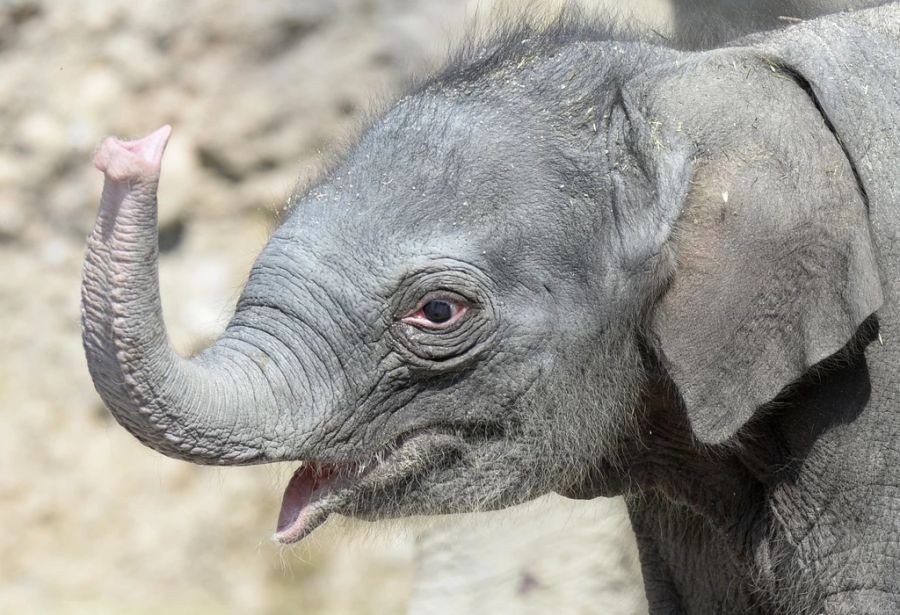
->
[80,5,900,614]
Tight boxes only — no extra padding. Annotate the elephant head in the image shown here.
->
[82,21,884,544]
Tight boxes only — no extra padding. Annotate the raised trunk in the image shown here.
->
[81,126,290,465]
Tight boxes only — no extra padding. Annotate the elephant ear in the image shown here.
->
[755,5,900,293]
[644,47,884,444]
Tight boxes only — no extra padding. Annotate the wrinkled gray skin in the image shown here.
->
[670,0,891,46]
[82,5,900,614]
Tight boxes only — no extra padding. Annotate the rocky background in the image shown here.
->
[1,1,672,613]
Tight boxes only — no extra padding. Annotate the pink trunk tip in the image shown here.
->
[94,125,172,183]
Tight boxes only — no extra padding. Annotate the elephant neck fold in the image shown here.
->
[626,317,900,611]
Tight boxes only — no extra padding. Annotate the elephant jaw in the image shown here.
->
[273,431,468,544]
[274,444,417,544]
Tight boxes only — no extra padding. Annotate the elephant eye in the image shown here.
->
[402,296,467,329]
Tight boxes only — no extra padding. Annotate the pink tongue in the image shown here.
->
[275,465,333,543]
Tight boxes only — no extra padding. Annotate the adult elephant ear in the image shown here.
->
[642,5,899,444]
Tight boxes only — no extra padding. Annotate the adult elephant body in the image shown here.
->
[82,5,900,613]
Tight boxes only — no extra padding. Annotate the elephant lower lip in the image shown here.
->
[274,464,343,543]
[272,429,471,544]
[273,448,399,544]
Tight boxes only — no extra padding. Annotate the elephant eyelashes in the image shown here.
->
[402,295,468,329]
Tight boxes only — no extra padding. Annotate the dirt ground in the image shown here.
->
[0,1,671,613]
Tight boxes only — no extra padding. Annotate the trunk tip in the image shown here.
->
[94,125,172,183]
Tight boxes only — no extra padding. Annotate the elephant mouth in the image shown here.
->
[273,428,482,544]
[274,461,361,544]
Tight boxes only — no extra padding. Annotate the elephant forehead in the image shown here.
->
[262,93,611,301]
[270,197,599,303]
[246,233,393,306]
[293,98,559,227]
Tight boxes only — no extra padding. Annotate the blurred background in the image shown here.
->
[0,1,674,613]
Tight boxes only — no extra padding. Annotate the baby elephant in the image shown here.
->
[82,5,900,614]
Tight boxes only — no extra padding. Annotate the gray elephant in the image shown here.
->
[82,4,900,614]
[669,0,891,46]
